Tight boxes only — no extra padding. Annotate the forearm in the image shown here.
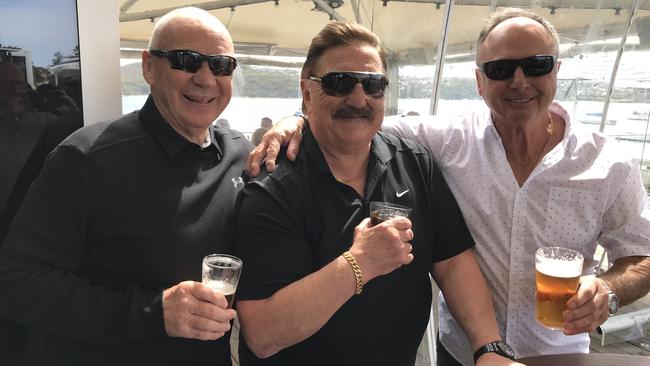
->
[0,261,164,344]
[599,256,650,306]
[238,255,356,358]
[433,248,501,350]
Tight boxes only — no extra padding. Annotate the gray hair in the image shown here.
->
[475,7,560,64]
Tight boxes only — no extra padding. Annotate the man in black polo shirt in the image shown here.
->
[233,22,520,366]
[0,7,250,365]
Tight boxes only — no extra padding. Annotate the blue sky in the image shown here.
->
[0,0,79,67]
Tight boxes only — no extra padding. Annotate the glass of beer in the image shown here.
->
[202,254,243,308]
[535,247,584,330]
[369,201,412,226]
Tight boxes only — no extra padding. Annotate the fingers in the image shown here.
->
[246,141,268,177]
[264,137,282,173]
[286,128,303,161]
[246,115,305,175]
[350,217,414,281]
[192,282,230,309]
[386,216,412,230]
[162,282,237,340]
[566,277,597,310]
[563,277,609,335]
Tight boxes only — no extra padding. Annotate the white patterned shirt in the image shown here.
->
[383,102,650,365]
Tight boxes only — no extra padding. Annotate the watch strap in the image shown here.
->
[598,278,619,316]
[473,340,515,364]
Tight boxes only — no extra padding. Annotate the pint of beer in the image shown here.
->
[535,247,584,330]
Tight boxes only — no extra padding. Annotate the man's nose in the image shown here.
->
[346,82,368,108]
[509,66,530,89]
[192,62,218,86]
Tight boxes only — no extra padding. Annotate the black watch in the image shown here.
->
[473,340,515,364]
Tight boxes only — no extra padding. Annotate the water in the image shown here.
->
[122,95,650,163]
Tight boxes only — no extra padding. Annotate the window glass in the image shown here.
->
[1,0,83,239]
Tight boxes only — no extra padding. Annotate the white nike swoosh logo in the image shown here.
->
[396,189,409,198]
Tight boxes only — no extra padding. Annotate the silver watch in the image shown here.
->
[599,279,619,316]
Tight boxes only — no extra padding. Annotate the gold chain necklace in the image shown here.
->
[533,113,554,168]
[335,155,369,184]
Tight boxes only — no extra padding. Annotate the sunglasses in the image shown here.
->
[149,49,237,76]
[309,71,388,98]
[478,55,557,80]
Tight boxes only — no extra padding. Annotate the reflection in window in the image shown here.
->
[0,0,83,241]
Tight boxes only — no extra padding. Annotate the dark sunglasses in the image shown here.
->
[478,55,557,80]
[309,71,388,98]
[149,49,237,76]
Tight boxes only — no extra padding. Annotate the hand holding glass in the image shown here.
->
[535,247,584,330]
[369,201,412,226]
[202,254,243,308]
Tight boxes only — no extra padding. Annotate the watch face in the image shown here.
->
[608,293,619,315]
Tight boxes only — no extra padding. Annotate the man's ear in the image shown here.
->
[475,68,484,97]
[300,79,312,115]
[142,50,154,86]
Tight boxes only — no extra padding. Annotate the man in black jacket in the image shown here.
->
[0,7,250,365]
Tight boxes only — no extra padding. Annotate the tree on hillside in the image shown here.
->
[51,51,64,65]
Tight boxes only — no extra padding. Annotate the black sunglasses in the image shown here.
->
[309,71,388,98]
[478,55,557,80]
[149,49,237,76]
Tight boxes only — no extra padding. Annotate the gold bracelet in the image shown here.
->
[342,251,363,295]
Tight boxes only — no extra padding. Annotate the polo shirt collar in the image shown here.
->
[138,95,223,158]
[301,124,395,179]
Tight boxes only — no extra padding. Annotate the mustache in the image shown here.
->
[332,106,373,120]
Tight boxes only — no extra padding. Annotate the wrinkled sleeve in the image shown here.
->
[0,145,165,345]
[382,115,450,162]
[427,154,475,262]
[233,181,312,301]
[598,160,650,261]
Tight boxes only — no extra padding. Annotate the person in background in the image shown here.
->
[0,63,56,219]
[0,7,250,365]
[233,21,522,366]
[247,8,650,366]
[251,116,273,146]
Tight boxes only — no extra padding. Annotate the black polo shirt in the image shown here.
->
[0,96,251,365]
[233,126,473,366]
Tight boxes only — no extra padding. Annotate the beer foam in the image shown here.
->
[536,258,582,278]
[204,280,236,295]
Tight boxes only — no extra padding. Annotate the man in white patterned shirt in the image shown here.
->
[247,7,650,366]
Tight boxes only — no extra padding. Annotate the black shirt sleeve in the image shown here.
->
[428,154,475,263]
[233,181,314,301]
[0,145,165,345]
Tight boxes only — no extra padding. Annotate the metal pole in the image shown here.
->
[429,0,455,116]
[600,0,641,132]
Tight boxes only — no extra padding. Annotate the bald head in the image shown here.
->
[148,7,233,52]
[141,6,236,145]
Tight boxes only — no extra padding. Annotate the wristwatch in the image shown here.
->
[473,340,515,364]
[599,279,619,316]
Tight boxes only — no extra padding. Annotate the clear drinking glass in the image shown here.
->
[535,247,584,330]
[369,201,412,226]
[201,254,243,308]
